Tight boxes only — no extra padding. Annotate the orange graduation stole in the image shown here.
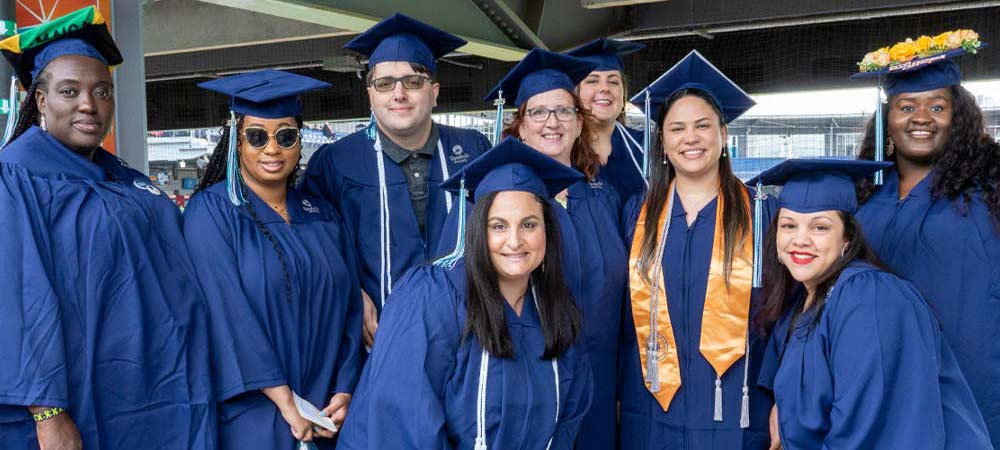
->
[628,183,754,412]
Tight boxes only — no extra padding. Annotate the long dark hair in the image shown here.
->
[757,211,888,333]
[503,93,602,181]
[193,114,305,304]
[636,88,751,284]
[4,72,50,148]
[856,85,1000,226]
[464,191,581,359]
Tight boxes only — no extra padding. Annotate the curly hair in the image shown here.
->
[3,72,50,148]
[856,85,1000,226]
[502,93,602,181]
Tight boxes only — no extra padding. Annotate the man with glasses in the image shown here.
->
[302,14,490,346]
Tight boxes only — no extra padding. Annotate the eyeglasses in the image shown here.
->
[242,126,301,149]
[525,107,578,123]
[369,74,433,92]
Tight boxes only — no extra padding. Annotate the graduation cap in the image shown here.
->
[198,69,331,119]
[0,6,122,88]
[434,137,583,268]
[629,50,755,181]
[343,13,467,75]
[747,159,894,214]
[197,70,331,206]
[850,30,985,185]
[564,37,645,72]
[482,48,596,144]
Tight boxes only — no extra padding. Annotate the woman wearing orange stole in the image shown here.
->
[619,51,776,449]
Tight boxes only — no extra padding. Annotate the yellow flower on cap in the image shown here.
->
[889,39,917,63]
[932,31,952,50]
[915,35,933,56]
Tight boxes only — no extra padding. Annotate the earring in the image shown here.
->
[886,136,895,156]
[40,115,47,132]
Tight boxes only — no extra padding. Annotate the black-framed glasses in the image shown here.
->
[242,126,300,149]
[525,107,578,123]
[369,74,433,92]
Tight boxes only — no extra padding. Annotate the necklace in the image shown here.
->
[270,202,289,221]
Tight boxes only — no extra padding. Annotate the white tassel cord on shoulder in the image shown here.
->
[645,183,676,391]
[474,285,560,450]
[614,122,649,189]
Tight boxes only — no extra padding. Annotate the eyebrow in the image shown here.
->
[667,116,711,126]
[488,215,542,222]
[245,122,294,128]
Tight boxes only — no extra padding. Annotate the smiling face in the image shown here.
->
[776,208,847,294]
[36,55,115,154]
[577,70,624,125]
[517,89,583,166]
[487,190,547,286]
[238,115,301,192]
[887,87,953,165]
[660,94,728,180]
[367,61,439,139]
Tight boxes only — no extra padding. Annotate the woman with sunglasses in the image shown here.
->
[480,48,628,450]
[566,38,647,206]
[0,7,215,449]
[185,70,363,450]
[619,51,775,449]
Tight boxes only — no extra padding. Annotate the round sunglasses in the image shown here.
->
[242,126,301,149]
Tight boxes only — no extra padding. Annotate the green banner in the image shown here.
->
[0,21,15,38]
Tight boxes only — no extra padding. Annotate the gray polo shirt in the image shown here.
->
[378,124,439,235]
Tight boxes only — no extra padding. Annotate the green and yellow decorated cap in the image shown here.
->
[0,6,122,87]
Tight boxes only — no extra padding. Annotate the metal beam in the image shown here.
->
[195,0,528,61]
[112,0,149,172]
[581,0,667,9]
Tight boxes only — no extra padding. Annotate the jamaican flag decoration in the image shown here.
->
[0,6,121,88]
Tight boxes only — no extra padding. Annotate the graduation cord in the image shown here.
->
[373,132,393,307]
[475,285,560,450]
[433,178,466,270]
[436,140,453,213]
[740,337,751,429]
[614,122,648,189]
[646,184,676,391]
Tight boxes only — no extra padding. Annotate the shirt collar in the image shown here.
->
[377,123,438,164]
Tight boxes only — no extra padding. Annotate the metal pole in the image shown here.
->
[111,0,149,172]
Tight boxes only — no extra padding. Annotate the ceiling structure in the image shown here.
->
[142,0,1000,129]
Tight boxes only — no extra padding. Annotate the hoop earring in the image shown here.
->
[40,115,47,132]
[886,136,895,156]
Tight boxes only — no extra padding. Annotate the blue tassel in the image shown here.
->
[434,178,468,269]
[225,111,247,206]
[874,75,885,186]
[642,90,652,180]
[365,110,377,142]
[493,90,505,145]
[1,74,20,147]
[752,181,765,288]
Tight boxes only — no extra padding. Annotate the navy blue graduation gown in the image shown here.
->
[0,127,216,449]
[301,125,490,312]
[563,176,628,450]
[856,169,1000,447]
[757,262,991,449]
[182,182,363,450]
[338,263,593,449]
[603,125,646,206]
[619,190,776,450]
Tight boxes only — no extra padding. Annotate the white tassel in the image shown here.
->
[740,386,750,429]
[646,337,659,392]
[714,377,723,422]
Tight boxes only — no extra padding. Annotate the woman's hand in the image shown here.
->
[362,291,379,347]
[316,393,352,438]
[31,408,82,450]
[262,385,314,442]
[769,404,782,450]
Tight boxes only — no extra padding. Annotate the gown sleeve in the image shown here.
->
[0,166,69,413]
[549,351,594,449]
[343,266,462,450]
[331,209,365,394]
[182,192,286,401]
[820,271,949,449]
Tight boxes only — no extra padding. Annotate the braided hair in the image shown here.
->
[3,72,50,148]
[194,114,305,303]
